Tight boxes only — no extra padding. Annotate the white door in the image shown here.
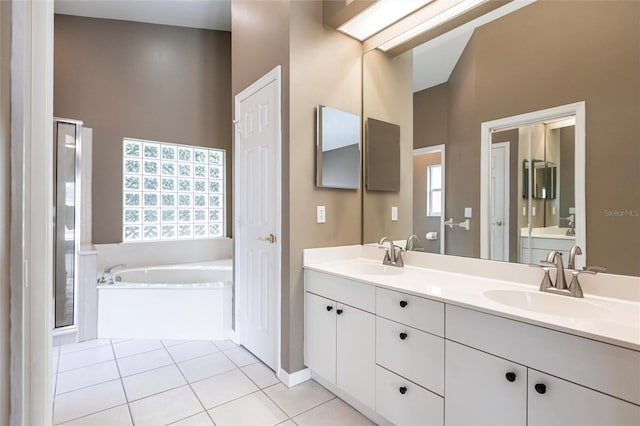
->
[235,67,281,370]
[445,340,527,426]
[490,143,510,261]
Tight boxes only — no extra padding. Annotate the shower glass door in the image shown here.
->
[54,118,82,328]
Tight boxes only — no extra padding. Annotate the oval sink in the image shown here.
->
[483,289,610,318]
[341,263,405,276]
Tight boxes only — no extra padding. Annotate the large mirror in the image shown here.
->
[362,0,639,276]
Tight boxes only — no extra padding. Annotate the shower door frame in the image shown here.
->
[52,118,82,333]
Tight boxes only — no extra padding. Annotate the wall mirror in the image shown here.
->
[362,0,639,276]
[316,105,361,190]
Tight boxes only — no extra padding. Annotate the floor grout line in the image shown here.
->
[160,340,218,425]
[109,338,135,425]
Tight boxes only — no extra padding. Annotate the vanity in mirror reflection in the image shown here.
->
[362,0,639,276]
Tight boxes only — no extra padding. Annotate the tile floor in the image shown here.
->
[52,338,375,426]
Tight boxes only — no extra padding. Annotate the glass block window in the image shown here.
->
[123,138,225,242]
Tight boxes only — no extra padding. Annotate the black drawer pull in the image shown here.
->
[336,309,343,315]
[326,306,333,312]
[399,332,408,340]
[399,386,407,395]
[505,372,516,382]
[399,300,408,308]
[535,383,547,394]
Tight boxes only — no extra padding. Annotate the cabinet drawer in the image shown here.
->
[376,365,443,426]
[376,317,444,395]
[376,287,444,336]
[446,305,640,405]
[306,270,375,313]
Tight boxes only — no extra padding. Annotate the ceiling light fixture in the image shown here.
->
[338,0,433,41]
[378,0,487,51]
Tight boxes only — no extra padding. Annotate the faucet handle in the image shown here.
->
[529,264,553,291]
[583,265,607,274]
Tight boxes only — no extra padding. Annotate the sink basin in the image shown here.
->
[340,262,404,276]
[483,289,610,318]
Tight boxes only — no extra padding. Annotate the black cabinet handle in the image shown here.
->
[336,309,343,315]
[535,383,547,394]
[326,306,333,312]
[399,386,407,395]
[399,300,408,308]
[399,332,408,340]
[505,372,516,382]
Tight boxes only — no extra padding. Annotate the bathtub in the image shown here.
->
[97,259,233,340]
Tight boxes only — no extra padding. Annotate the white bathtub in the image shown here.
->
[97,259,233,340]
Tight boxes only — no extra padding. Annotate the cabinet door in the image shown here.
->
[445,341,526,426]
[528,370,640,426]
[304,292,336,384]
[336,303,375,409]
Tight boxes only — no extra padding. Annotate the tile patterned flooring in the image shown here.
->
[52,339,375,426]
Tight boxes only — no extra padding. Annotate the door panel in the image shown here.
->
[236,77,279,369]
[304,292,336,383]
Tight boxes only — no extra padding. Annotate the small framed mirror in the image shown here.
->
[316,105,361,189]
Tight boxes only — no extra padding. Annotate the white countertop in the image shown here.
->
[304,249,640,352]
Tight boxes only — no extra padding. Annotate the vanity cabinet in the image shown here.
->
[445,340,526,426]
[304,271,376,409]
[304,269,640,426]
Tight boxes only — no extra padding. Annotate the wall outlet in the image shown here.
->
[569,207,576,214]
[316,206,326,224]
[464,207,472,218]
[391,206,398,222]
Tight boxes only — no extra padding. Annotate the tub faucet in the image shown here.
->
[378,237,404,267]
[104,263,126,273]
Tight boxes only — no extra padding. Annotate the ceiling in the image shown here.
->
[54,0,232,31]
[412,0,537,93]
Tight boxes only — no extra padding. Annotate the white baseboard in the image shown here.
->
[278,367,312,387]
[52,326,77,346]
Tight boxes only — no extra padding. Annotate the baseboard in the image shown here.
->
[52,326,77,346]
[278,367,312,387]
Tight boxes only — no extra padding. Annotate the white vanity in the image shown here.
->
[303,245,640,426]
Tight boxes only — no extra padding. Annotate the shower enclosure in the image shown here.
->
[53,118,82,329]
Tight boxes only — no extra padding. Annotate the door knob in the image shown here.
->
[258,233,276,243]
[492,221,503,226]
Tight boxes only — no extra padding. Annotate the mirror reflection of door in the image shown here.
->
[413,146,444,254]
[489,116,576,266]
[490,142,510,261]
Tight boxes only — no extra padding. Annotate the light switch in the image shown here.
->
[391,206,398,222]
[465,207,472,218]
[316,206,326,224]
[532,206,537,216]
[523,206,526,216]
[552,206,556,215]
[569,207,576,214]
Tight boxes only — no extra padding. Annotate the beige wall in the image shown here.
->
[414,83,448,149]
[0,1,10,422]
[362,49,413,243]
[414,1,640,275]
[231,0,362,373]
[54,15,232,243]
[232,0,293,369]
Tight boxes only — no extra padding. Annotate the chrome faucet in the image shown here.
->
[543,251,567,290]
[532,246,606,298]
[378,237,404,267]
[568,245,582,270]
[104,263,126,273]
[406,234,423,252]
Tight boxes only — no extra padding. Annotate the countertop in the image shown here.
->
[304,257,640,352]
